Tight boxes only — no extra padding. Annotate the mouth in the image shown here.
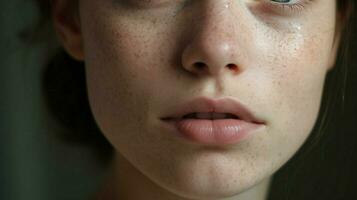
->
[163,112,241,120]
[160,96,265,124]
[160,97,266,146]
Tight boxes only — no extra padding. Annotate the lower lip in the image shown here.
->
[162,119,265,146]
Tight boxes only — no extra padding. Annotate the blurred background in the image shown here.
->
[0,1,105,200]
[1,1,357,200]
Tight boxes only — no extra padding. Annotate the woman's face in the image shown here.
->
[58,0,340,198]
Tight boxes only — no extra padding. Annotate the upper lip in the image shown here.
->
[161,96,266,124]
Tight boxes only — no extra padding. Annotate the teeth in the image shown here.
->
[191,112,236,119]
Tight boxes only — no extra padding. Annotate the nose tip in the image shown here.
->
[180,2,243,78]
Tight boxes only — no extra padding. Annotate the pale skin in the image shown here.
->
[52,0,343,199]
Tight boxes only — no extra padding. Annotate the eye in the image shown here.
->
[270,0,299,3]
[267,0,313,14]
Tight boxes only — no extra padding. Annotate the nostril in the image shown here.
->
[194,62,207,71]
[227,63,238,71]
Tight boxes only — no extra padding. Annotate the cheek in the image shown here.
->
[278,32,331,114]
[254,27,335,160]
[83,12,172,88]
[81,10,177,144]
[269,33,328,108]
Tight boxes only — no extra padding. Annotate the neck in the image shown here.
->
[96,153,272,200]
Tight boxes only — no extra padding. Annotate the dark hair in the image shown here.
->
[33,0,114,163]
[33,0,355,199]
[268,1,356,200]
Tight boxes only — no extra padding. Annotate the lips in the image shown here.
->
[160,97,266,146]
[160,96,265,124]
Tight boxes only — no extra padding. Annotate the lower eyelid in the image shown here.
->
[250,0,313,16]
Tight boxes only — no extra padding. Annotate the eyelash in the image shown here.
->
[268,0,313,13]
[117,0,314,15]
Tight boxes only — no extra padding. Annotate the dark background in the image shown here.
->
[1,1,356,200]
[1,1,104,200]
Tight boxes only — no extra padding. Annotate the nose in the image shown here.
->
[181,1,243,78]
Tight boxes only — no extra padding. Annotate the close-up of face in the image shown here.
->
[53,0,343,199]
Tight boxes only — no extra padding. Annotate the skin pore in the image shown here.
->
[52,0,342,199]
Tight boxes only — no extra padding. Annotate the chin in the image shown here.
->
[145,155,269,200]
[158,177,258,200]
